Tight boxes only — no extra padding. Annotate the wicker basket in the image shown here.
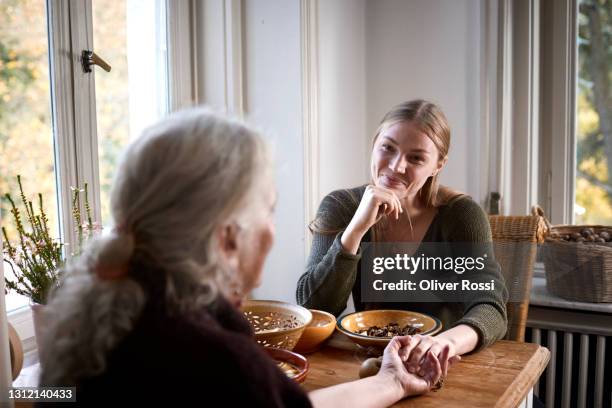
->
[541,220,612,303]
[488,206,548,342]
[242,300,312,350]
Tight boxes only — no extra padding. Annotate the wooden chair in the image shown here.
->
[488,207,548,342]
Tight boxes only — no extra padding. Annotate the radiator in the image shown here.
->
[526,307,612,408]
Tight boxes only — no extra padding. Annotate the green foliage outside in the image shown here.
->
[576,0,612,224]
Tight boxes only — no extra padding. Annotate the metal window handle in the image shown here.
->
[81,50,112,73]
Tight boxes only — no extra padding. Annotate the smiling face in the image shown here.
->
[371,121,445,200]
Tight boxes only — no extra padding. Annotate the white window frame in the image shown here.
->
[539,0,578,225]
[487,0,542,217]
[488,0,578,227]
[0,232,12,402]
[5,0,196,353]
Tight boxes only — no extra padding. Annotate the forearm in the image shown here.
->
[453,302,508,350]
[435,324,479,355]
[340,222,367,255]
[309,373,403,408]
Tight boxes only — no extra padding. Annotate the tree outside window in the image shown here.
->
[575,0,612,224]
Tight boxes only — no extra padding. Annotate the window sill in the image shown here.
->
[530,275,612,314]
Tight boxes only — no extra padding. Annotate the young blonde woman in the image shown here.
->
[37,108,450,407]
[297,99,508,376]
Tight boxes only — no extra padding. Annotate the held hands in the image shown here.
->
[376,335,457,399]
[400,334,461,378]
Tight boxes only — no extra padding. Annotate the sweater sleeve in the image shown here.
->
[443,197,509,351]
[296,189,363,317]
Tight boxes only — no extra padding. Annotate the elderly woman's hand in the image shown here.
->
[377,335,450,398]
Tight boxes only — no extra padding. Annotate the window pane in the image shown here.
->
[575,1,612,224]
[0,0,59,311]
[92,0,169,226]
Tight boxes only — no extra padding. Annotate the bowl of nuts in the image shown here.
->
[336,309,442,348]
[550,226,612,244]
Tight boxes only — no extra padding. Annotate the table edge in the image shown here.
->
[495,345,550,408]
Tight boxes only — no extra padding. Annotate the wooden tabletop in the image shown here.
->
[302,333,550,408]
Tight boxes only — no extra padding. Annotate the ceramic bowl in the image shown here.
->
[293,309,336,353]
[264,347,309,383]
[242,300,312,351]
[336,309,442,348]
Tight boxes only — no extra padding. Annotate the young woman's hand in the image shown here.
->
[377,335,448,398]
[400,334,461,378]
[341,185,402,254]
[352,185,403,232]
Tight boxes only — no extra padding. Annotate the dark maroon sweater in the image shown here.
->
[39,265,312,407]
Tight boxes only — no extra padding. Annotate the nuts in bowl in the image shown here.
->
[242,300,312,351]
[337,309,442,348]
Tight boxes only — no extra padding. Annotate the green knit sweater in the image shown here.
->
[296,185,508,351]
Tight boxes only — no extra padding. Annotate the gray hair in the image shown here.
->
[39,108,271,386]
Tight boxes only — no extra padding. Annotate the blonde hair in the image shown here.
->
[39,108,270,386]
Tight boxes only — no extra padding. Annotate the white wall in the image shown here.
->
[241,0,305,303]
[317,0,369,199]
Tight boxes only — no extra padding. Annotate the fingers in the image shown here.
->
[381,192,400,220]
[406,335,433,373]
[422,350,442,387]
[387,189,402,220]
[393,194,402,220]
[384,336,402,354]
[439,344,450,378]
[391,335,421,363]
[418,342,442,377]
[369,185,403,221]
[381,337,409,372]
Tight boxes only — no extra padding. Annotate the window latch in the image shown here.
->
[81,50,112,73]
[489,192,501,215]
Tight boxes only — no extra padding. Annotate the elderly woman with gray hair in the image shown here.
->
[37,108,450,407]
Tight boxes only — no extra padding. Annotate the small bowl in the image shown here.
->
[264,347,309,383]
[337,309,442,348]
[293,309,336,353]
[242,300,312,351]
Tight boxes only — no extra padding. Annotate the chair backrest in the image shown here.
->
[488,209,547,342]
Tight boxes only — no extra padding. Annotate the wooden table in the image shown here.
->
[302,333,550,408]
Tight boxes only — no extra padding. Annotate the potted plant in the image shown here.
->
[2,175,99,352]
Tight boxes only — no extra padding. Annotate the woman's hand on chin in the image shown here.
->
[341,185,403,254]
[354,184,403,230]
